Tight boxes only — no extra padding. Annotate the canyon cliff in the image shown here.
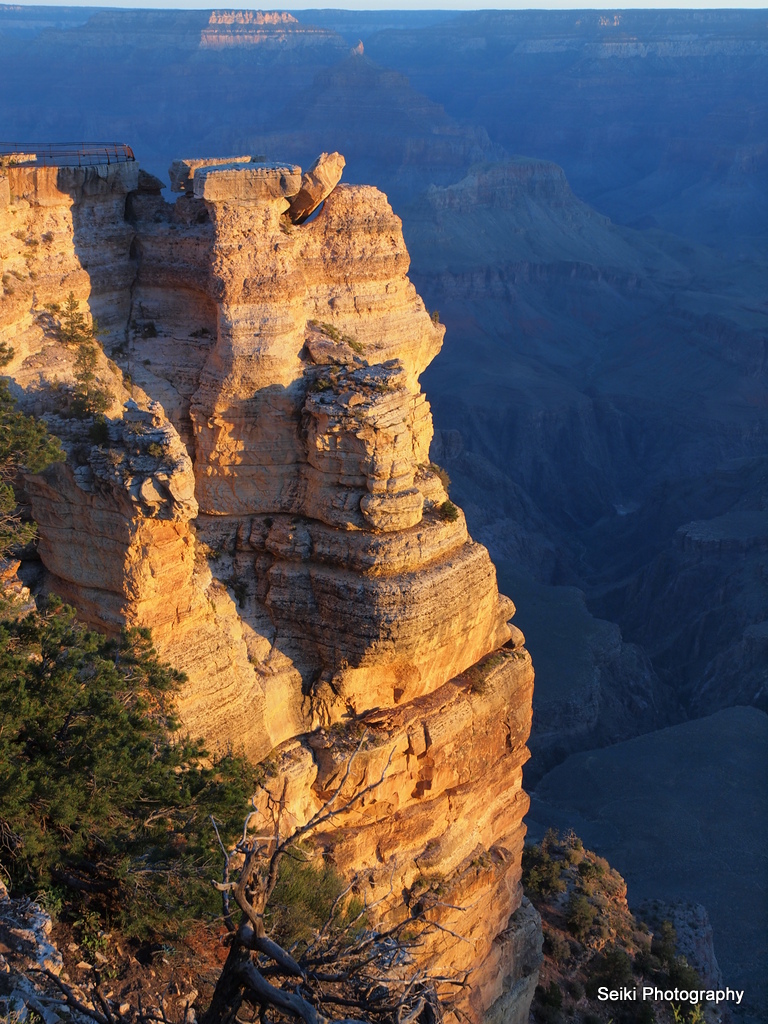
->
[0,154,540,1022]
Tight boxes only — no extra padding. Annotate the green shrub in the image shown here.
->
[579,859,603,882]
[54,292,99,347]
[566,894,594,939]
[89,416,110,445]
[541,827,560,853]
[562,828,584,861]
[544,932,571,964]
[585,946,634,997]
[0,602,258,938]
[634,947,661,977]
[0,377,63,558]
[522,844,565,897]
[438,499,459,522]
[651,920,677,967]
[534,982,563,1023]
[668,956,702,993]
[266,845,364,952]
[344,334,365,355]
[537,982,562,1009]
[72,344,114,418]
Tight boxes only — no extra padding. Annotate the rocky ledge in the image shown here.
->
[0,153,541,1021]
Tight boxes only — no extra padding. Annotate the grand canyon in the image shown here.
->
[0,6,766,1024]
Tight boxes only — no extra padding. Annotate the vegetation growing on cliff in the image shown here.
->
[0,348,64,557]
[438,499,459,522]
[37,293,116,420]
[71,342,114,418]
[48,292,99,348]
[524,830,707,1024]
[0,600,258,939]
[0,584,445,1022]
[201,744,442,1024]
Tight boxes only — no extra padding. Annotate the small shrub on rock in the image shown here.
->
[544,931,571,964]
[523,844,566,897]
[72,344,114,417]
[585,946,634,997]
[579,858,605,882]
[438,499,459,522]
[651,919,677,966]
[534,981,563,1024]
[89,415,110,444]
[566,893,595,940]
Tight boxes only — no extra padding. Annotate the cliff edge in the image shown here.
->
[0,152,540,1022]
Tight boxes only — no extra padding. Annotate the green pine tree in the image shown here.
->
[0,375,64,558]
[0,602,258,937]
[72,343,113,417]
[55,291,98,346]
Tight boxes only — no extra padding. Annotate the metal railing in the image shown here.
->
[0,143,135,168]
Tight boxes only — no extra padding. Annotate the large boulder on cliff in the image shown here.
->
[287,151,345,224]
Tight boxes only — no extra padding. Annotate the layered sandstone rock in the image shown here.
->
[169,155,253,193]
[0,162,137,351]
[287,151,346,224]
[0,155,540,1022]
[252,646,537,1018]
[199,10,345,51]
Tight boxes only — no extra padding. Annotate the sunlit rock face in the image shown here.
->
[1,155,540,1022]
[126,161,515,731]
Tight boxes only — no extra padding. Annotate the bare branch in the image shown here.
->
[202,737,449,1024]
[240,924,305,978]
[211,814,236,931]
[286,742,397,849]
[263,778,289,905]
[38,969,109,1024]
[95,986,117,1024]
[423,920,472,945]
[398,996,426,1024]
[238,959,321,1024]
[242,803,259,845]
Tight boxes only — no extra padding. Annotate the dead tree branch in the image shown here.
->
[201,738,447,1024]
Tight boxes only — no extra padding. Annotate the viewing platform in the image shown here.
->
[0,143,135,168]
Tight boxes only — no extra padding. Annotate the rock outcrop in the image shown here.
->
[287,151,346,224]
[0,153,540,1022]
[199,10,346,52]
[0,879,66,1023]
[527,707,768,1020]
